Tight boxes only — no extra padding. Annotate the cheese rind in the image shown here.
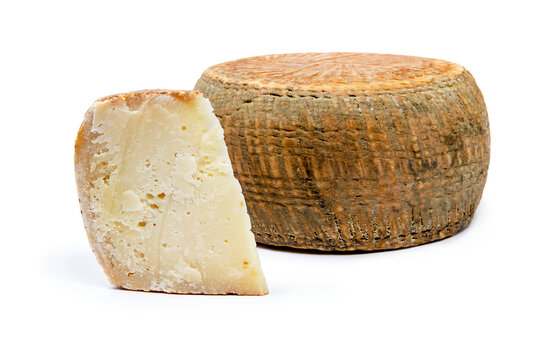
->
[75,90,268,295]
[195,53,490,251]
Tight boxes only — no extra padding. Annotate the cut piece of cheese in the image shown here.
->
[75,90,268,295]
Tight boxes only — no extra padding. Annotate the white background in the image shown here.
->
[1,0,537,359]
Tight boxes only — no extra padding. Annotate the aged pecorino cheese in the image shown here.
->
[75,90,268,295]
[195,53,490,251]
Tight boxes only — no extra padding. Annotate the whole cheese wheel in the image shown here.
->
[195,53,490,251]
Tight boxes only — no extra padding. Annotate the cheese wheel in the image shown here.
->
[195,53,490,251]
[75,90,268,294]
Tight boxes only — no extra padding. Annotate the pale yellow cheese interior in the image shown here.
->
[87,93,268,295]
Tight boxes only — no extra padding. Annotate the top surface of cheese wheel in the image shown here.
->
[201,52,465,92]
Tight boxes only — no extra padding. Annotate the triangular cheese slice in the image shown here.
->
[75,90,268,295]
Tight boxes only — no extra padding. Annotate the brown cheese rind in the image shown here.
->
[195,53,490,251]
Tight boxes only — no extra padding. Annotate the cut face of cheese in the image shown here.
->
[75,90,268,295]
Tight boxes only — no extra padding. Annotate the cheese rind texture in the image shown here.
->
[195,53,490,251]
[75,90,268,295]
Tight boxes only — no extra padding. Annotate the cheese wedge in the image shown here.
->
[75,90,268,295]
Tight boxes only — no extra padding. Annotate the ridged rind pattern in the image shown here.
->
[195,53,490,251]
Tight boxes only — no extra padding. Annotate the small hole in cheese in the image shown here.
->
[157,193,166,199]
[138,221,146,227]
[181,126,187,130]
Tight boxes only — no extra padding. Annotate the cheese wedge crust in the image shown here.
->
[75,90,268,295]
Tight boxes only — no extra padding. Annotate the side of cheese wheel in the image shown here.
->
[195,53,490,251]
[75,90,268,295]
